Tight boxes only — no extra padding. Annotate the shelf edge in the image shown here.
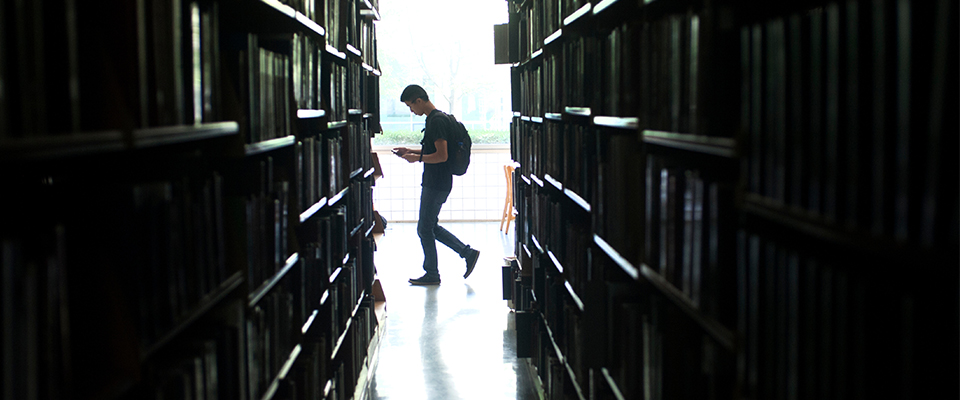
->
[141,271,244,361]
[297,109,326,119]
[544,28,563,46]
[564,3,593,26]
[593,116,638,130]
[564,281,585,312]
[295,12,325,37]
[329,266,343,284]
[594,234,639,280]
[244,135,296,156]
[564,188,592,213]
[547,250,565,274]
[249,253,300,308]
[543,173,563,191]
[302,309,319,334]
[642,130,737,158]
[299,197,328,223]
[328,186,349,206]
[600,368,627,400]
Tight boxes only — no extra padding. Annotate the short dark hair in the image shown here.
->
[400,84,429,102]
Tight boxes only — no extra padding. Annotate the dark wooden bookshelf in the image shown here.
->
[345,44,362,59]
[1,0,386,398]
[741,193,945,267]
[248,253,299,307]
[300,197,329,223]
[244,135,297,156]
[141,271,245,361]
[543,173,563,191]
[348,167,365,180]
[132,122,240,149]
[564,3,593,27]
[0,131,126,161]
[593,116,637,130]
[592,0,640,27]
[349,218,365,238]
[541,315,587,400]
[295,12,327,37]
[297,109,327,120]
[599,367,627,400]
[505,0,957,398]
[327,120,349,129]
[544,28,564,46]
[324,44,348,61]
[564,106,592,117]
[328,186,349,206]
[530,173,545,187]
[302,309,320,335]
[221,0,323,39]
[547,250,565,274]
[564,188,592,213]
[595,234,735,350]
[260,344,303,400]
[563,281,585,312]
[641,130,736,158]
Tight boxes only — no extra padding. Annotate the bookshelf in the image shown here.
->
[1,0,385,399]
[504,0,958,399]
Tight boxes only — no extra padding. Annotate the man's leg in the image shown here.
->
[434,225,467,256]
[411,187,447,284]
[434,225,481,279]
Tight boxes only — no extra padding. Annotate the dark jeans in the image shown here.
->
[418,186,470,277]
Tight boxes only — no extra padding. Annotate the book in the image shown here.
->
[645,157,660,269]
[921,0,959,248]
[786,15,805,210]
[765,18,786,204]
[688,14,699,135]
[806,9,823,215]
[870,0,892,236]
[823,3,841,223]
[150,0,187,126]
[892,0,911,241]
[669,16,682,132]
[843,0,863,230]
[749,24,763,195]
[681,171,695,298]
[690,172,704,306]
[0,1,7,138]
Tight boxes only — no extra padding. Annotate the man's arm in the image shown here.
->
[401,139,447,164]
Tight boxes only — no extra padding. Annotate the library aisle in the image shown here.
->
[369,222,540,400]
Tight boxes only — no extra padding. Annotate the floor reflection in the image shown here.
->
[369,222,540,400]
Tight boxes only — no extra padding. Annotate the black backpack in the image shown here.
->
[441,112,471,176]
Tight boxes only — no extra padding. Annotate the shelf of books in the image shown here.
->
[504,0,957,399]
[1,0,385,399]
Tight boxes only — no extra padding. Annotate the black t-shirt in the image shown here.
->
[421,109,452,191]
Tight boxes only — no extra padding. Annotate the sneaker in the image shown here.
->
[409,274,441,285]
[463,248,481,279]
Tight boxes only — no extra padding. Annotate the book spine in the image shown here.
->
[786,15,804,209]
[870,1,890,236]
[893,0,911,240]
[766,18,786,204]
[844,1,863,230]
[823,3,841,222]
[807,10,823,215]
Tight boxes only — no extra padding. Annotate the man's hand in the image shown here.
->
[401,153,419,163]
[392,147,410,156]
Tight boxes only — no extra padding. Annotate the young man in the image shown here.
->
[393,84,481,285]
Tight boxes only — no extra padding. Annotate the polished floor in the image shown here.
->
[369,221,541,400]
